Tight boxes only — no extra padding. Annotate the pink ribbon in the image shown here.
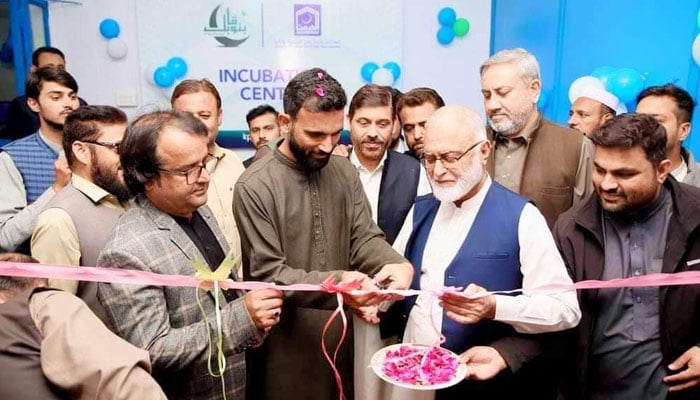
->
[3,262,700,400]
[318,276,362,400]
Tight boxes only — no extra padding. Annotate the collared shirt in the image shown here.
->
[207,144,245,258]
[31,175,125,293]
[590,188,672,400]
[349,150,432,223]
[493,113,592,203]
[173,210,236,303]
[672,156,689,183]
[493,115,540,193]
[393,177,580,345]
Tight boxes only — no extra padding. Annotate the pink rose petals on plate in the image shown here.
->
[370,343,467,390]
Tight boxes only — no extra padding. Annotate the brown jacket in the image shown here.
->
[488,117,591,228]
[0,288,166,400]
[553,178,700,400]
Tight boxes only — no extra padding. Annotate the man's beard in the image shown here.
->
[488,103,535,137]
[431,154,484,203]
[91,158,131,202]
[288,131,333,172]
[596,180,659,215]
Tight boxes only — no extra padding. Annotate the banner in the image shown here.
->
[136,0,403,147]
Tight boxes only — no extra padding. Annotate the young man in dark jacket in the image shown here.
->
[554,113,700,400]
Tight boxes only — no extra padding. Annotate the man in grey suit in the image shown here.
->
[97,110,283,400]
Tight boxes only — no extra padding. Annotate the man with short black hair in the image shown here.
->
[397,87,445,159]
[3,46,86,141]
[234,68,413,400]
[97,110,283,400]
[348,84,431,244]
[0,66,77,252]
[31,105,129,319]
[636,83,700,186]
[554,113,700,399]
[244,104,281,167]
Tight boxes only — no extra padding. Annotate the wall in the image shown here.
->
[492,0,700,154]
[47,1,491,158]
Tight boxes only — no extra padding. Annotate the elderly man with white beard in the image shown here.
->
[388,105,581,400]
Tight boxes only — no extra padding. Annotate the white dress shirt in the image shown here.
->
[393,177,581,346]
[349,149,432,400]
[349,150,431,223]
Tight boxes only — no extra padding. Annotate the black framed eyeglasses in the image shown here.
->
[158,153,222,185]
[81,140,122,153]
[421,140,484,167]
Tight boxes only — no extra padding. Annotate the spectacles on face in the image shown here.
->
[421,140,484,167]
[81,140,122,154]
[158,153,223,185]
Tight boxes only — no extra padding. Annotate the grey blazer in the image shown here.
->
[97,196,262,400]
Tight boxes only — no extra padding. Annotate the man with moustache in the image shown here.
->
[171,79,246,255]
[0,66,76,251]
[348,84,431,244]
[636,84,700,186]
[31,106,129,319]
[97,110,283,400]
[233,68,414,400]
[568,86,626,137]
[397,87,445,159]
[481,48,593,227]
[346,84,431,400]
[2,46,88,141]
[244,104,281,167]
[554,114,700,399]
[390,105,580,400]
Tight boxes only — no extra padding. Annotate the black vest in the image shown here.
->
[0,288,67,399]
[377,150,422,244]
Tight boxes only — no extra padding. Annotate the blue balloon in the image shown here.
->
[99,18,120,39]
[437,26,455,45]
[361,62,379,82]
[591,66,616,89]
[537,90,549,109]
[383,62,401,80]
[167,57,188,79]
[608,68,645,104]
[153,66,175,88]
[437,7,457,27]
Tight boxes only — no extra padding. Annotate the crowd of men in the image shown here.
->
[0,45,699,400]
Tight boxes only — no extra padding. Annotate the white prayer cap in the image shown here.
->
[575,86,627,115]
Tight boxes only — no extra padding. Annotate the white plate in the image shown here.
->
[370,343,468,391]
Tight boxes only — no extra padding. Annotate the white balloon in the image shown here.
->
[107,38,128,60]
[371,68,394,86]
[692,34,700,67]
[568,75,604,104]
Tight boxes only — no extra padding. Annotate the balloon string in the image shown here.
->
[321,292,348,400]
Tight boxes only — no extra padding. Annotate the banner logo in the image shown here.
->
[204,4,250,47]
[294,4,321,36]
